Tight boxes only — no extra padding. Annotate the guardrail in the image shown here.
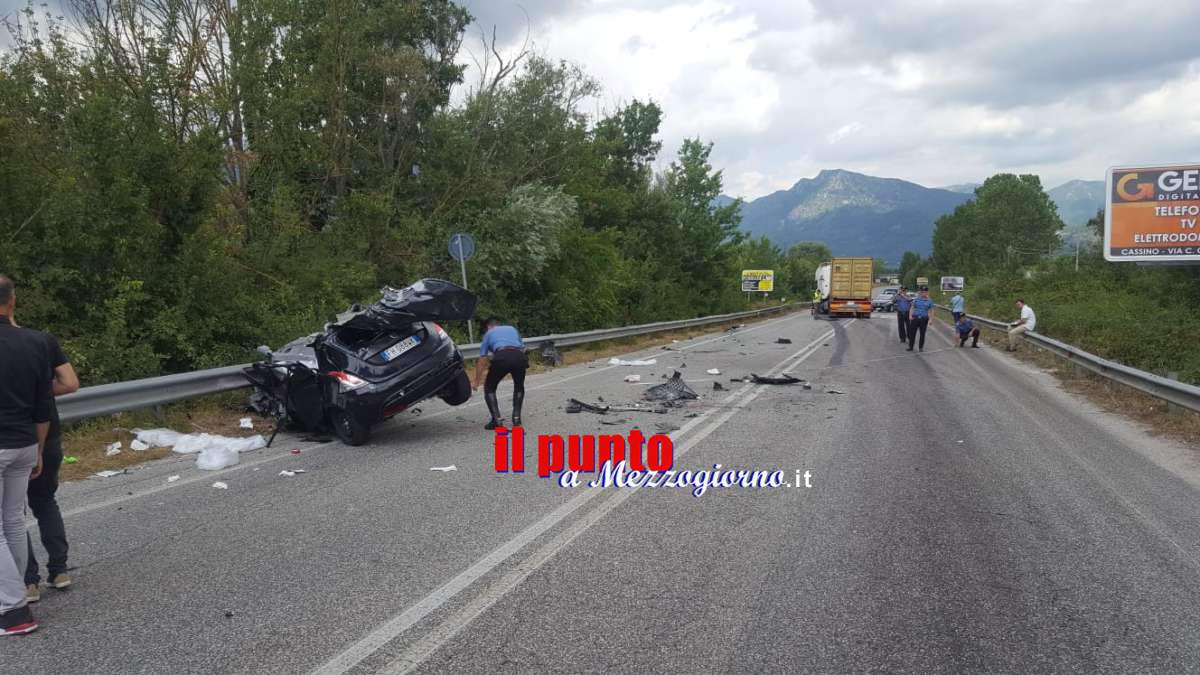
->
[57,303,802,423]
[937,304,1200,414]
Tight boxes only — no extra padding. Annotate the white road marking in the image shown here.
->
[312,322,844,675]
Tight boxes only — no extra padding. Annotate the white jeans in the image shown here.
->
[1007,324,1029,349]
[0,444,36,614]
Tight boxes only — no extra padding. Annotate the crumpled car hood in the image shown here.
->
[332,278,478,332]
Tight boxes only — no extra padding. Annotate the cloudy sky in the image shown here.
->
[7,0,1200,199]
[462,0,1200,198]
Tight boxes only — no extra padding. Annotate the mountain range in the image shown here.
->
[729,170,1105,262]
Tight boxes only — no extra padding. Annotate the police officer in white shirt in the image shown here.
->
[1007,299,1036,351]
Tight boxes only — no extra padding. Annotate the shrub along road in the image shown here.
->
[9,313,1200,674]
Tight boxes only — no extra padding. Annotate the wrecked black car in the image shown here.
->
[243,279,478,446]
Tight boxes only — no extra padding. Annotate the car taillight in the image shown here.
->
[329,371,369,392]
[433,323,446,336]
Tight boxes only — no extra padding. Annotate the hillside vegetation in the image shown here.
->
[0,2,815,385]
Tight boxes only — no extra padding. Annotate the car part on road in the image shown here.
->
[776,338,793,344]
[539,340,563,367]
[566,398,668,415]
[242,278,478,447]
[750,374,805,385]
[643,372,700,403]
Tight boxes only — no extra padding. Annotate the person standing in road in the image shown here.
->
[1007,299,1036,351]
[7,311,79,604]
[955,315,981,348]
[0,275,51,636]
[473,318,528,430]
[950,291,965,323]
[893,286,912,344]
[907,286,934,352]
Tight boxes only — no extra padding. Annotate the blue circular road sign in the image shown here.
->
[448,233,476,262]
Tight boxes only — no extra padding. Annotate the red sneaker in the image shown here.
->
[0,605,38,635]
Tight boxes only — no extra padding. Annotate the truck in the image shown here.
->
[815,257,873,318]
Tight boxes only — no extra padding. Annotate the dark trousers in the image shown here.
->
[908,316,929,350]
[952,311,963,323]
[484,350,528,394]
[959,328,981,347]
[26,429,68,585]
[896,310,909,342]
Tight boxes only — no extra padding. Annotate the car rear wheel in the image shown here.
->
[440,370,472,406]
[330,408,370,446]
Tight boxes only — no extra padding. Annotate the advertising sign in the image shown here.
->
[741,269,774,292]
[915,276,929,287]
[1106,164,1200,262]
[940,276,965,292]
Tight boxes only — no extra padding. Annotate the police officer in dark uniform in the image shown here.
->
[472,318,528,429]
[893,286,912,344]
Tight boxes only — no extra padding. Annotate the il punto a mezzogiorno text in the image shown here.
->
[493,427,813,497]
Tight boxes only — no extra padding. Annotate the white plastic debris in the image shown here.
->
[278,470,307,477]
[167,475,181,483]
[130,439,150,452]
[212,482,229,490]
[196,445,240,471]
[623,374,642,383]
[430,465,457,472]
[706,368,721,375]
[105,442,122,457]
[239,417,254,430]
[95,470,122,478]
[609,358,657,366]
[132,428,182,448]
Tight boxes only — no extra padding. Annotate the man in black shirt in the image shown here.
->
[10,311,79,602]
[0,275,51,635]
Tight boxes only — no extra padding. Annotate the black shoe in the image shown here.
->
[919,347,924,352]
[971,345,980,349]
[906,346,914,351]
[0,605,37,636]
[485,419,503,431]
[511,417,522,427]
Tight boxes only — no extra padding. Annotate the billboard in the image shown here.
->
[915,276,929,287]
[1106,164,1200,262]
[940,276,965,292]
[741,269,774,292]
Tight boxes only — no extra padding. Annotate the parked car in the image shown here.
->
[872,287,899,312]
[244,279,477,446]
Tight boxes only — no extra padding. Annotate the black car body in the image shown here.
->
[244,279,477,445]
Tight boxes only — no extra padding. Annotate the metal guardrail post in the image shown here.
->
[57,303,805,423]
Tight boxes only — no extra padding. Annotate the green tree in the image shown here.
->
[932,173,1063,274]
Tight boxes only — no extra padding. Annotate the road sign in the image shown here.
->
[448,233,476,262]
[741,269,774,292]
[915,276,929,287]
[940,276,965,292]
[1106,163,1200,263]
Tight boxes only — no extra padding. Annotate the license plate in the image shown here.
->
[381,335,421,362]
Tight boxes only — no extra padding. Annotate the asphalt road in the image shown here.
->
[10,311,1200,674]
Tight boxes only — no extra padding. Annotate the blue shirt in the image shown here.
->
[950,294,964,313]
[894,294,912,312]
[956,319,976,335]
[479,325,523,357]
[911,297,933,319]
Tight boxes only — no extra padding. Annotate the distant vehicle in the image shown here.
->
[815,257,874,318]
[872,287,899,312]
[243,279,477,446]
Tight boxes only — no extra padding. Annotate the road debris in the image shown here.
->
[713,382,725,391]
[167,475,181,483]
[130,439,150,452]
[802,384,813,390]
[776,338,793,344]
[291,448,302,455]
[566,398,668,415]
[678,362,687,368]
[279,469,308,477]
[706,368,721,375]
[95,470,123,478]
[827,389,846,395]
[239,417,254,429]
[64,456,78,464]
[623,374,642,383]
[684,412,701,418]
[212,482,229,489]
[540,340,563,367]
[105,442,122,457]
[750,374,804,385]
[644,372,700,403]
[599,418,628,426]
[430,465,457,472]
[609,358,657,366]
[655,423,681,434]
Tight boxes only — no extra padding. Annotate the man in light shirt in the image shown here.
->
[950,292,965,323]
[1007,299,1036,351]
